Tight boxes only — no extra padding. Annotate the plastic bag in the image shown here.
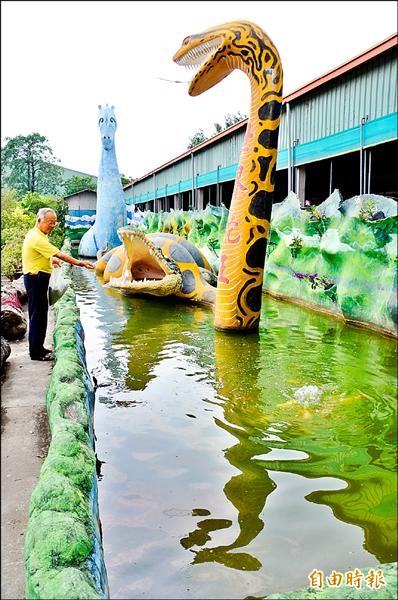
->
[48,267,68,305]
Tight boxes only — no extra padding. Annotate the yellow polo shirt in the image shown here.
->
[22,226,59,274]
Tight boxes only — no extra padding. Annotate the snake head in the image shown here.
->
[173,20,274,97]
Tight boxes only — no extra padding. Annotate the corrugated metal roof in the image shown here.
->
[64,188,97,199]
[278,51,398,148]
[284,33,397,103]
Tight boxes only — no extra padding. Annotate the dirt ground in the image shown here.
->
[1,306,54,600]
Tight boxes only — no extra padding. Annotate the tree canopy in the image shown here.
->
[64,175,97,195]
[187,129,207,149]
[1,133,63,198]
[1,189,67,278]
[187,112,247,149]
[213,111,247,132]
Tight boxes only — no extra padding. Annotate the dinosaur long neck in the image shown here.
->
[214,40,282,331]
[98,146,119,186]
[96,145,121,215]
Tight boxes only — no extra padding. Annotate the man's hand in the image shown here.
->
[79,260,95,270]
[54,251,95,270]
[51,257,62,268]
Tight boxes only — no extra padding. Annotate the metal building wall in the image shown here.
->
[283,50,397,146]
[125,45,397,206]
[66,191,97,216]
[126,130,246,203]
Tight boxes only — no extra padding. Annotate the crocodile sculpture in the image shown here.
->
[79,104,127,257]
[173,20,283,331]
[97,230,217,305]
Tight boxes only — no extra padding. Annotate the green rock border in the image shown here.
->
[24,259,108,599]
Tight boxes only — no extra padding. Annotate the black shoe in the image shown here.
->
[43,347,53,355]
[31,354,53,362]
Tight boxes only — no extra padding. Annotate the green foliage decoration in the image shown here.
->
[358,199,377,221]
[305,205,331,236]
[289,235,303,258]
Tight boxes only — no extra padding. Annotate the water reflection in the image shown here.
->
[73,269,397,598]
[111,295,212,392]
[212,309,397,564]
[181,332,274,571]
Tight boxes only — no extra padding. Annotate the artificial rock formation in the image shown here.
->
[264,191,398,335]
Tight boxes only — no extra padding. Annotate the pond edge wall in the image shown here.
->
[24,260,109,599]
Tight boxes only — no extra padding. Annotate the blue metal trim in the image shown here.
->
[67,209,96,216]
[277,112,397,168]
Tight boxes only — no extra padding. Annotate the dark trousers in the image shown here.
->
[24,272,50,358]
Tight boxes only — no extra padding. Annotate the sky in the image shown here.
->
[1,1,397,180]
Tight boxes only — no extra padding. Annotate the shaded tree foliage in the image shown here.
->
[120,173,134,187]
[187,129,207,149]
[1,189,35,278]
[64,175,97,195]
[19,191,67,248]
[213,111,247,132]
[1,133,63,197]
[1,189,67,278]
[187,112,247,149]
[64,174,133,194]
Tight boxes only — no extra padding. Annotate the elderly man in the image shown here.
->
[22,207,95,361]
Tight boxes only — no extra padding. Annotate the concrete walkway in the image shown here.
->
[1,307,54,600]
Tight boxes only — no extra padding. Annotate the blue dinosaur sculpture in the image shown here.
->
[79,104,127,257]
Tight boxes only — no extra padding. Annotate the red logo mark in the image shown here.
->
[226,217,241,244]
[242,123,254,153]
[235,165,248,193]
[218,254,230,284]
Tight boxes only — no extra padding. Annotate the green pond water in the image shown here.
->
[72,268,397,600]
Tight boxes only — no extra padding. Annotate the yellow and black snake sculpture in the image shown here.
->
[173,20,283,331]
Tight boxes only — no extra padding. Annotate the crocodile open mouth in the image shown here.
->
[107,228,182,297]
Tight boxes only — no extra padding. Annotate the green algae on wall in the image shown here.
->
[25,261,108,599]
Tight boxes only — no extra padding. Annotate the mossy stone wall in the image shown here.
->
[24,262,108,599]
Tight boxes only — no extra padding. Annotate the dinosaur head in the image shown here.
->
[173,20,279,97]
[98,104,116,151]
[108,228,182,297]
